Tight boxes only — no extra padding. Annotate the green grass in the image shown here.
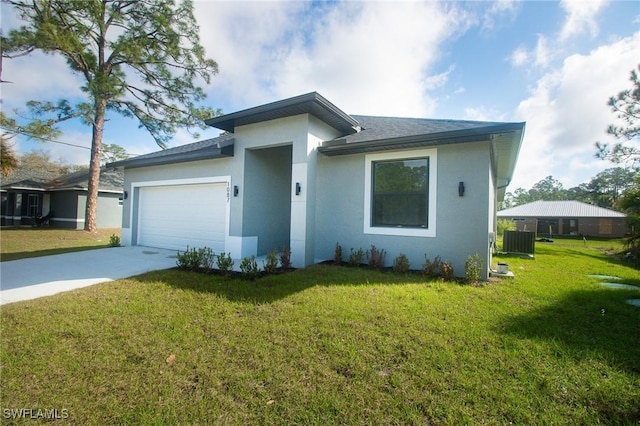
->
[1,241,639,424]
[0,228,121,261]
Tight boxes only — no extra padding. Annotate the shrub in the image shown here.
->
[465,253,483,284]
[263,250,279,274]
[240,256,260,280]
[392,253,410,273]
[366,245,386,270]
[216,252,235,276]
[176,246,202,271]
[334,242,343,265]
[109,234,121,247]
[199,247,215,273]
[279,246,292,270]
[348,247,364,267]
[440,260,455,281]
[422,254,441,277]
[497,219,517,236]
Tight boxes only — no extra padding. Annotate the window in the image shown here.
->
[372,158,428,227]
[27,194,39,217]
[364,148,437,237]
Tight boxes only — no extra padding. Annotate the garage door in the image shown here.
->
[137,183,227,251]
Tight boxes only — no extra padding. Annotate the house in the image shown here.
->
[1,167,124,229]
[498,200,628,238]
[110,92,525,279]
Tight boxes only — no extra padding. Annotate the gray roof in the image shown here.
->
[46,168,123,193]
[1,167,122,193]
[0,168,59,190]
[498,200,626,218]
[110,92,525,200]
[205,92,360,134]
[108,134,234,169]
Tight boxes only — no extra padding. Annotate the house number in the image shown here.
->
[226,185,230,202]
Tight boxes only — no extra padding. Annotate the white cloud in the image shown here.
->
[559,0,608,41]
[482,0,519,31]
[195,1,471,117]
[509,35,553,69]
[509,46,530,67]
[512,32,639,189]
[464,106,506,122]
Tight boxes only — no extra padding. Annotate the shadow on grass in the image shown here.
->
[0,245,110,262]
[499,287,640,377]
[135,264,436,304]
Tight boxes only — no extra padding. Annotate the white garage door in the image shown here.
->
[137,183,227,251]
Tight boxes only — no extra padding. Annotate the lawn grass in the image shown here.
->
[0,228,120,261]
[1,241,639,424]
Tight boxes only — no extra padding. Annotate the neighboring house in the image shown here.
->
[498,200,628,238]
[1,167,124,229]
[111,92,525,279]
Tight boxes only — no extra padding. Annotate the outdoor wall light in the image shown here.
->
[233,185,239,197]
[458,182,465,197]
[123,190,128,200]
[296,182,301,196]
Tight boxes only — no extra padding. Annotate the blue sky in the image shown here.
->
[2,0,639,191]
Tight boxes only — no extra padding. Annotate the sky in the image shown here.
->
[1,0,639,191]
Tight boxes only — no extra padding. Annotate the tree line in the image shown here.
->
[501,167,639,211]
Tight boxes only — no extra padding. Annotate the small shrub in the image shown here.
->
[422,254,441,277]
[366,245,386,270]
[279,246,292,270]
[392,253,410,273]
[176,246,202,271]
[216,252,235,276]
[263,250,279,274]
[497,219,517,236]
[440,260,454,281]
[240,256,260,280]
[109,234,121,247]
[348,247,364,267]
[465,253,483,284]
[334,242,343,265]
[199,247,215,273]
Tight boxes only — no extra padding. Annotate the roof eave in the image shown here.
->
[108,144,234,170]
[318,123,525,157]
[205,92,360,134]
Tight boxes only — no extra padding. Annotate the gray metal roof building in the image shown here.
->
[498,200,627,238]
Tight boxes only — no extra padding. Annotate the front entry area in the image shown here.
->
[137,182,228,251]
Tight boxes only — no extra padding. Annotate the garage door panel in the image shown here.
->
[138,183,227,251]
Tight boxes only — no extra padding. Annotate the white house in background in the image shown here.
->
[110,92,525,279]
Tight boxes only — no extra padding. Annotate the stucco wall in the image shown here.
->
[243,145,292,254]
[314,141,493,278]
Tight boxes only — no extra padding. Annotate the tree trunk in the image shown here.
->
[84,100,106,232]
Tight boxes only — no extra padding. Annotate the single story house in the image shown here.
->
[1,167,124,229]
[498,200,628,238]
[110,92,525,279]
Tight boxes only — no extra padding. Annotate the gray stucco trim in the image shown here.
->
[205,92,361,134]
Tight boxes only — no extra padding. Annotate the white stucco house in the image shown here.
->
[110,92,525,279]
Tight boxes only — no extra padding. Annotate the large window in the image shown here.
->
[372,158,428,227]
[364,148,437,237]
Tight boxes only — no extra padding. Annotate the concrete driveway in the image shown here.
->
[0,246,178,305]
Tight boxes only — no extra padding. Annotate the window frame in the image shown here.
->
[364,148,437,237]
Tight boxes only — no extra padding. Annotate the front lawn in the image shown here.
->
[0,228,120,261]
[1,242,639,424]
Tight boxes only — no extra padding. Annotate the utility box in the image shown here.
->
[502,230,535,256]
